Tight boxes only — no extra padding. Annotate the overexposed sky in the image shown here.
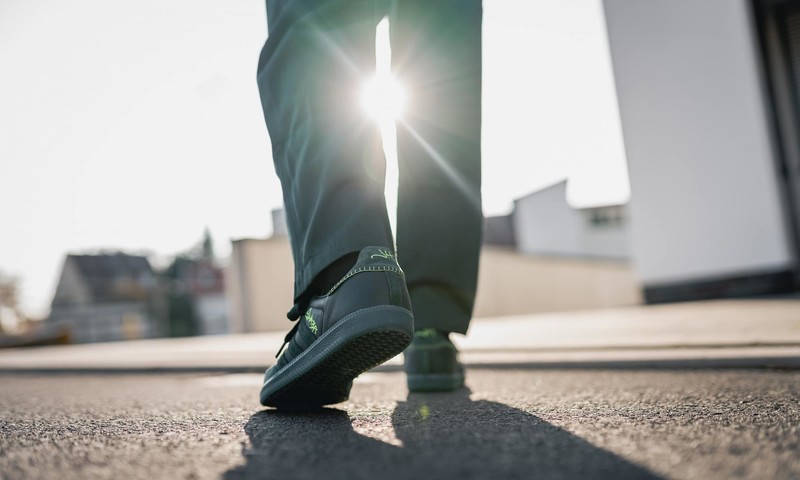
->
[0,0,628,316]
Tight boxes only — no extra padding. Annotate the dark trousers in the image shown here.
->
[257,0,482,334]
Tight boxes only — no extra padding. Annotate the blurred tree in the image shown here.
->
[0,272,18,308]
[161,256,198,337]
[155,228,222,338]
[201,226,214,261]
[0,271,26,335]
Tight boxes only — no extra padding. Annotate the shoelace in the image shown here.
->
[275,301,306,358]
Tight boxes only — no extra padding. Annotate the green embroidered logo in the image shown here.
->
[370,249,395,261]
[305,310,318,335]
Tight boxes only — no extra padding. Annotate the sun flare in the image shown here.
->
[362,74,405,123]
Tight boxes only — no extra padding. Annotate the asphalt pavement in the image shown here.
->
[1,369,798,480]
[2,299,799,479]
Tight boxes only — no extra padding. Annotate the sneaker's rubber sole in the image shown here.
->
[260,305,413,409]
[407,372,465,392]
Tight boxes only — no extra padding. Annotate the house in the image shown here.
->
[47,253,161,343]
[511,180,629,260]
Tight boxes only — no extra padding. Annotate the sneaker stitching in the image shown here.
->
[325,265,405,296]
[369,249,395,260]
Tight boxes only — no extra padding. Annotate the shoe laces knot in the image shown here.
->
[275,300,308,358]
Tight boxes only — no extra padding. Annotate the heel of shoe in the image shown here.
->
[261,306,414,409]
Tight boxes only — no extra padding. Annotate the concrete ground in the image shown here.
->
[1,300,799,372]
[1,299,799,479]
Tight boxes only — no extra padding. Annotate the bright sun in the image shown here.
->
[362,73,405,123]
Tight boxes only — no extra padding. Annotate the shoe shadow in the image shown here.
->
[224,388,661,480]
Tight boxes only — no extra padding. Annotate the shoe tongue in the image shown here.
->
[357,246,399,268]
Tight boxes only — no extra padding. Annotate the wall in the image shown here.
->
[226,237,641,332]
[473,247,641,317]
[226,237,295,333]
[603,0,794,287]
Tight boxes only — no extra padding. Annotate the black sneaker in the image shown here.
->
[404,328,465,392]
[260,246,414,409]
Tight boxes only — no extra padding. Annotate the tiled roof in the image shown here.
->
[69,253,154,302]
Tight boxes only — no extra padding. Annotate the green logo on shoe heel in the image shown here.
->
[305,310,318,335]
[370,249,395,261]
[416,328,438,338]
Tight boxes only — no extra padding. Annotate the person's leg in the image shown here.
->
[390,0,483,336]
[258,0,393,306]
[256,0,414,408]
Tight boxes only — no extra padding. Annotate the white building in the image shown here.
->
[603,0,799,302]
[512,180,629,260]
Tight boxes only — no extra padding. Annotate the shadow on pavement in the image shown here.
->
[224,388,661,480]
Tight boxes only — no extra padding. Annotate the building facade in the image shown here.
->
[47,253,161,343]
[512,180,630,260]
[603,0,800,301]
